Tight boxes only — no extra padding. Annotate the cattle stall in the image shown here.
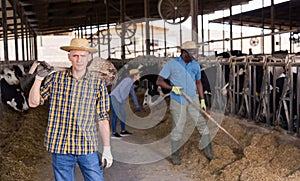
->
[215,54,300,136]
[109,54,300,137]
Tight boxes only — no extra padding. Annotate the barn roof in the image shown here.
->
[1,0,252,38]
[209,0,300,32]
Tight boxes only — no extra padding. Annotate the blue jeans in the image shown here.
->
[52,152,104,181]
[110,95,126,133]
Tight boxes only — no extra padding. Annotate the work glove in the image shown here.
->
[200,99,206,110]
[35,61,54,81]
[172,86,182,95]
[102,146,113,168]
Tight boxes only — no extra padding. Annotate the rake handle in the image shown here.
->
[181,91,244,149]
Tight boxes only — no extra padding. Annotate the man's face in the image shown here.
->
[185,49,197,57]
[182,49,197,62]
[68,50,91,73]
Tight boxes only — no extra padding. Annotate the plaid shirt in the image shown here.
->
[40,69,110,155]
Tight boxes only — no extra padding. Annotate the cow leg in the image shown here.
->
[6,99,21,112]
[204,92,211,113]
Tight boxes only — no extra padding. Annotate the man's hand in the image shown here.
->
[200,99,206,110]
[102,146,113,168]
[35,61,54,81]
[172,86,182,95]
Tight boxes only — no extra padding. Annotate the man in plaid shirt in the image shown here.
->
[28,38,112,181]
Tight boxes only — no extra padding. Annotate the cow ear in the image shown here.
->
[3,67,10,74]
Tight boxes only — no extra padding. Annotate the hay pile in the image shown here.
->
[173,117,300,180]
[131,91,300,180]
[0,105,49,181]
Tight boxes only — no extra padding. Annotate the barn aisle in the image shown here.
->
[1,101,300,180]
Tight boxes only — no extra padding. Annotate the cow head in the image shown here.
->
[0,66,29,112]
[1,67,20,85]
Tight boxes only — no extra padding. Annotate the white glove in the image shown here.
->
[102,146,113,168]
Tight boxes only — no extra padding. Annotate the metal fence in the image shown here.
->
[213,55,300,136]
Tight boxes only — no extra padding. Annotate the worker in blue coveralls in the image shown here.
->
[156,41,214,165]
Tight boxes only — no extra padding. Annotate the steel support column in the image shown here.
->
[164,21,167,57]
[29,31,32,60]
[229,0,233,51]
[289,0,292,53]
[97,24,101,57]
[191,0,198,44]
[261,0,265,54]
[13,0,19,61]
[105,0,111,59]
[144,0,150,55]
[1,0,9,61]
[271,0,275,54]
[34,33,37,60]
[120,0,126,64]
[21,14,25,60]
[200,0,204,56]
[25,24,29,60]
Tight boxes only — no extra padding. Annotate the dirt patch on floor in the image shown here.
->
[1,99,300,180]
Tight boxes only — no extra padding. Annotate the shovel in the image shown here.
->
[181,91,244,149]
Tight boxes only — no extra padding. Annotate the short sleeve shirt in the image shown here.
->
[159,56,201,104]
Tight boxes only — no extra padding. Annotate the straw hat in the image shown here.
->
[129,69,140,76]
[181,41,198,50]
[60,38,97,53]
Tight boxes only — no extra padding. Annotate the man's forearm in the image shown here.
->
[28,79,42,107]
[196,80,205,99]
[98,120,111,146]
[156,76,172,90]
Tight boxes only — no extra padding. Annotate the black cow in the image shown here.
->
[0,66,29,112]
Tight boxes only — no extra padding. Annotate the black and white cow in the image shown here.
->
[0,66,29,112]
[216,50,247,114]
[223,55,290,129]
[141,74,170,108]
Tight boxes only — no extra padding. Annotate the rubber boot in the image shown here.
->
[171,140,181,165]
[201,134,215,161]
